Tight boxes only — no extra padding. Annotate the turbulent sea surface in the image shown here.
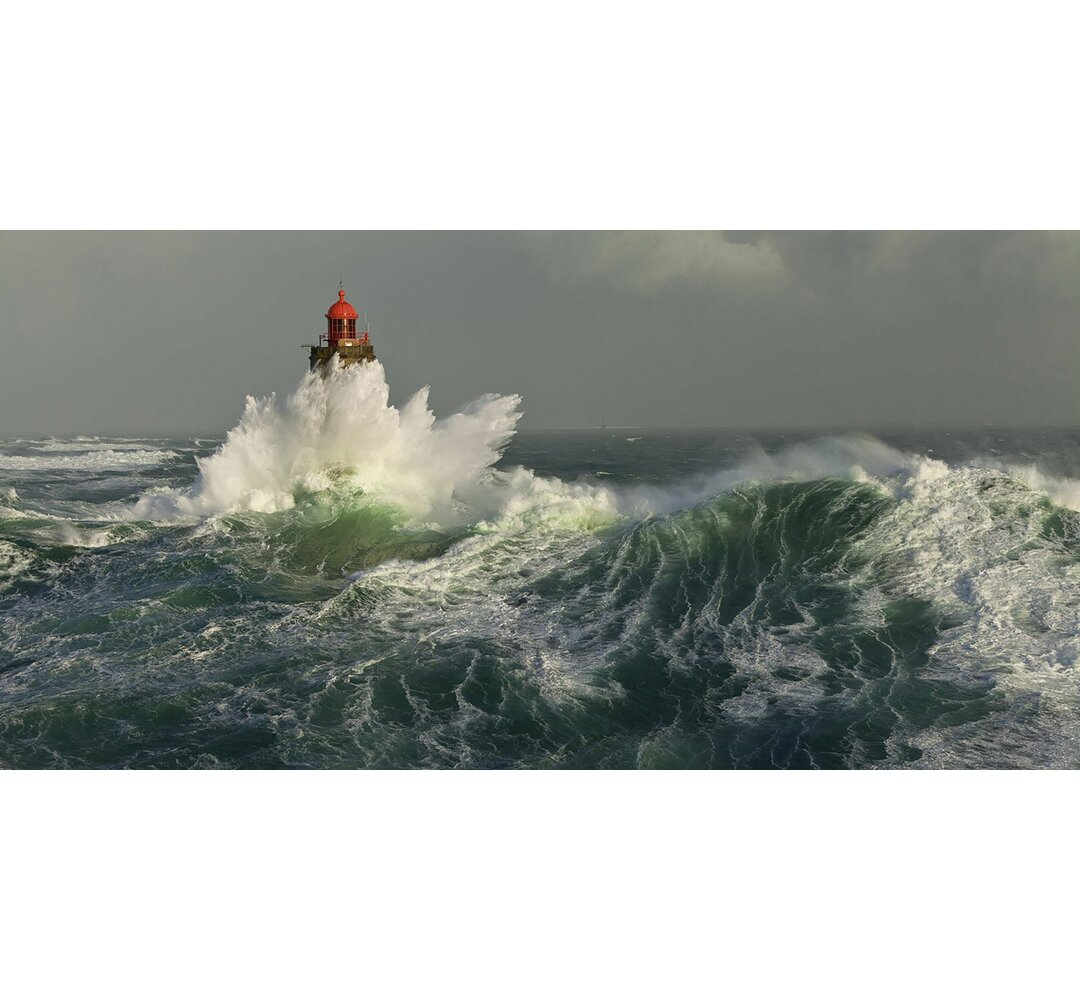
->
[2,362,1080,768]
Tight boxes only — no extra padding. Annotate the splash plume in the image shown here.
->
[134,361,522,521]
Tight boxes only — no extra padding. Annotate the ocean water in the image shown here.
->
[2,362,1079,768]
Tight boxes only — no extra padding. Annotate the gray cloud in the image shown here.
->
[531,231,785,291]
[1,231,1077,435]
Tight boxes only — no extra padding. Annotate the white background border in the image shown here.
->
[5,773,1078,998]
[6,1,1080,230]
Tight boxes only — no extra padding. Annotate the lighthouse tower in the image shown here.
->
[306,284,376,373]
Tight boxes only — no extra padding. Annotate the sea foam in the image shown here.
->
[134,360,525,522]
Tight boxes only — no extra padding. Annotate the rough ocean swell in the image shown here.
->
[2,361,1080,768]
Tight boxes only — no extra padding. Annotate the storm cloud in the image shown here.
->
[1,231,1077,434]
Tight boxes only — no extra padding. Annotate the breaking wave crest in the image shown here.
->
[128,358,1080,547]
[0,449,179,471]
[134,361,529,522]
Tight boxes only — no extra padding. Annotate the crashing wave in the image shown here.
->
[134,361,526,522]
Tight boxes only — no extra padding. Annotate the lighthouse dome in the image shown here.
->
[326,288,359,320]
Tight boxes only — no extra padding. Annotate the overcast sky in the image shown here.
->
[1,231,1078,435]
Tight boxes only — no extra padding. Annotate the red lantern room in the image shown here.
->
[325,287,360,344]
[307,283,376,373]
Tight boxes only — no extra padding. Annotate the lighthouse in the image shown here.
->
[306,284,376,373]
